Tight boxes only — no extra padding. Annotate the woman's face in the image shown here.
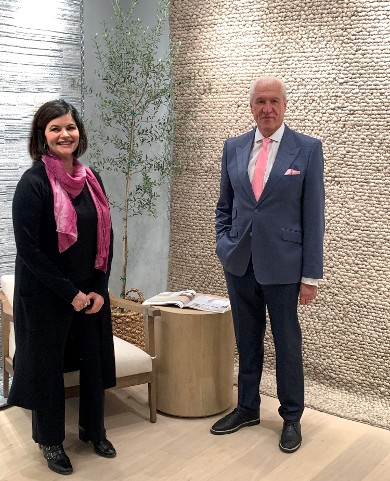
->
[44,113,80,162]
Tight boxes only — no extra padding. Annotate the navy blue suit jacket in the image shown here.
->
[215,124,325,284]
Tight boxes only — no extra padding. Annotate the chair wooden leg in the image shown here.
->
[148,379,157,423]
[3,369,9,398]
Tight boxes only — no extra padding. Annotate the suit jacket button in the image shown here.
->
[250,232,252,236]
[254,208,259,213]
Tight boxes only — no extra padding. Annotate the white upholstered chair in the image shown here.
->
[0,275,157,423]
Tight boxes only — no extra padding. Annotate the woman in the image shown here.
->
[9,100,116,475]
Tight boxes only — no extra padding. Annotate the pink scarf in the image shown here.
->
[42,154,111,273]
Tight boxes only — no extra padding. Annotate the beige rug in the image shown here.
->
[233,360,390,431]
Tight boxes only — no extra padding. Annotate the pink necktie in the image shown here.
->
[252,137,271,201]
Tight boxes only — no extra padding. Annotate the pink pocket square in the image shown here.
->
[284,169,301,175]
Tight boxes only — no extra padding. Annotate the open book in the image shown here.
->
[142,290,231,314]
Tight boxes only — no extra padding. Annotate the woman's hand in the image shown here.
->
[71,291,89,311]
[85,292,104,314]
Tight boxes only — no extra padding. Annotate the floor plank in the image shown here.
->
[0,386,389,481]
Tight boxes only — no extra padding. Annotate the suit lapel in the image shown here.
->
[258,126,301,204]
[237,130,256,202]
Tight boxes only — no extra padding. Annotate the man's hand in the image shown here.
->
[299,283,318,305]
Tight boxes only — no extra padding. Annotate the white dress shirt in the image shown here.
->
[248,124,285,185]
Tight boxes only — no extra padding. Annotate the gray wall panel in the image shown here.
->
[0,0,82,276]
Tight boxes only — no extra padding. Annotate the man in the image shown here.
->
[211,76,325,453]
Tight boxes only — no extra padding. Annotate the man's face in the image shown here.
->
[250,81,287,137]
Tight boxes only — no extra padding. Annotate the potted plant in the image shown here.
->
[83,0,196,297]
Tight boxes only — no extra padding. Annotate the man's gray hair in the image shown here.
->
[249,76,287,102]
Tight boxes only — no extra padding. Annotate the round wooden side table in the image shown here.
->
[154,305,235,417]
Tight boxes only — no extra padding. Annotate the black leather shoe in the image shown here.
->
[39,444,73,475]
[79,426,116,458]
[279,420,302,453]
[210,408,260,435]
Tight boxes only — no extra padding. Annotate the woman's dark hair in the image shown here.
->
[29,99,88,161]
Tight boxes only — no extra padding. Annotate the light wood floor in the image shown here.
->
[1,385,389,481]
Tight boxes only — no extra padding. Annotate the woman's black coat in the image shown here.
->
[8,160,116,410]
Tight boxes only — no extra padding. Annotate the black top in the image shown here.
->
[12,160,110,303]
[60,184,98,283]
[8,159,116,410]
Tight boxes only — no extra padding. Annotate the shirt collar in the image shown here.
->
[255,123,285,143]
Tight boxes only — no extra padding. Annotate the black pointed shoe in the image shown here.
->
[79,426,116,458]
[279,420,302,453]
[39,444,73,475]
[210,408,260,435]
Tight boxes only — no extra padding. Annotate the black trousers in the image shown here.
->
[32,309,106,445]
[225,260,304,421]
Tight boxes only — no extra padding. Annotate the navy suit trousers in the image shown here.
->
[225,260,304,421]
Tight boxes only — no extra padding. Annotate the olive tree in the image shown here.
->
[86,0,191,297]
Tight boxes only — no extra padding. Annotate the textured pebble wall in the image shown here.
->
[168,0,390,422]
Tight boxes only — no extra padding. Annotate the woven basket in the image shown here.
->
[111,288,145,351]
